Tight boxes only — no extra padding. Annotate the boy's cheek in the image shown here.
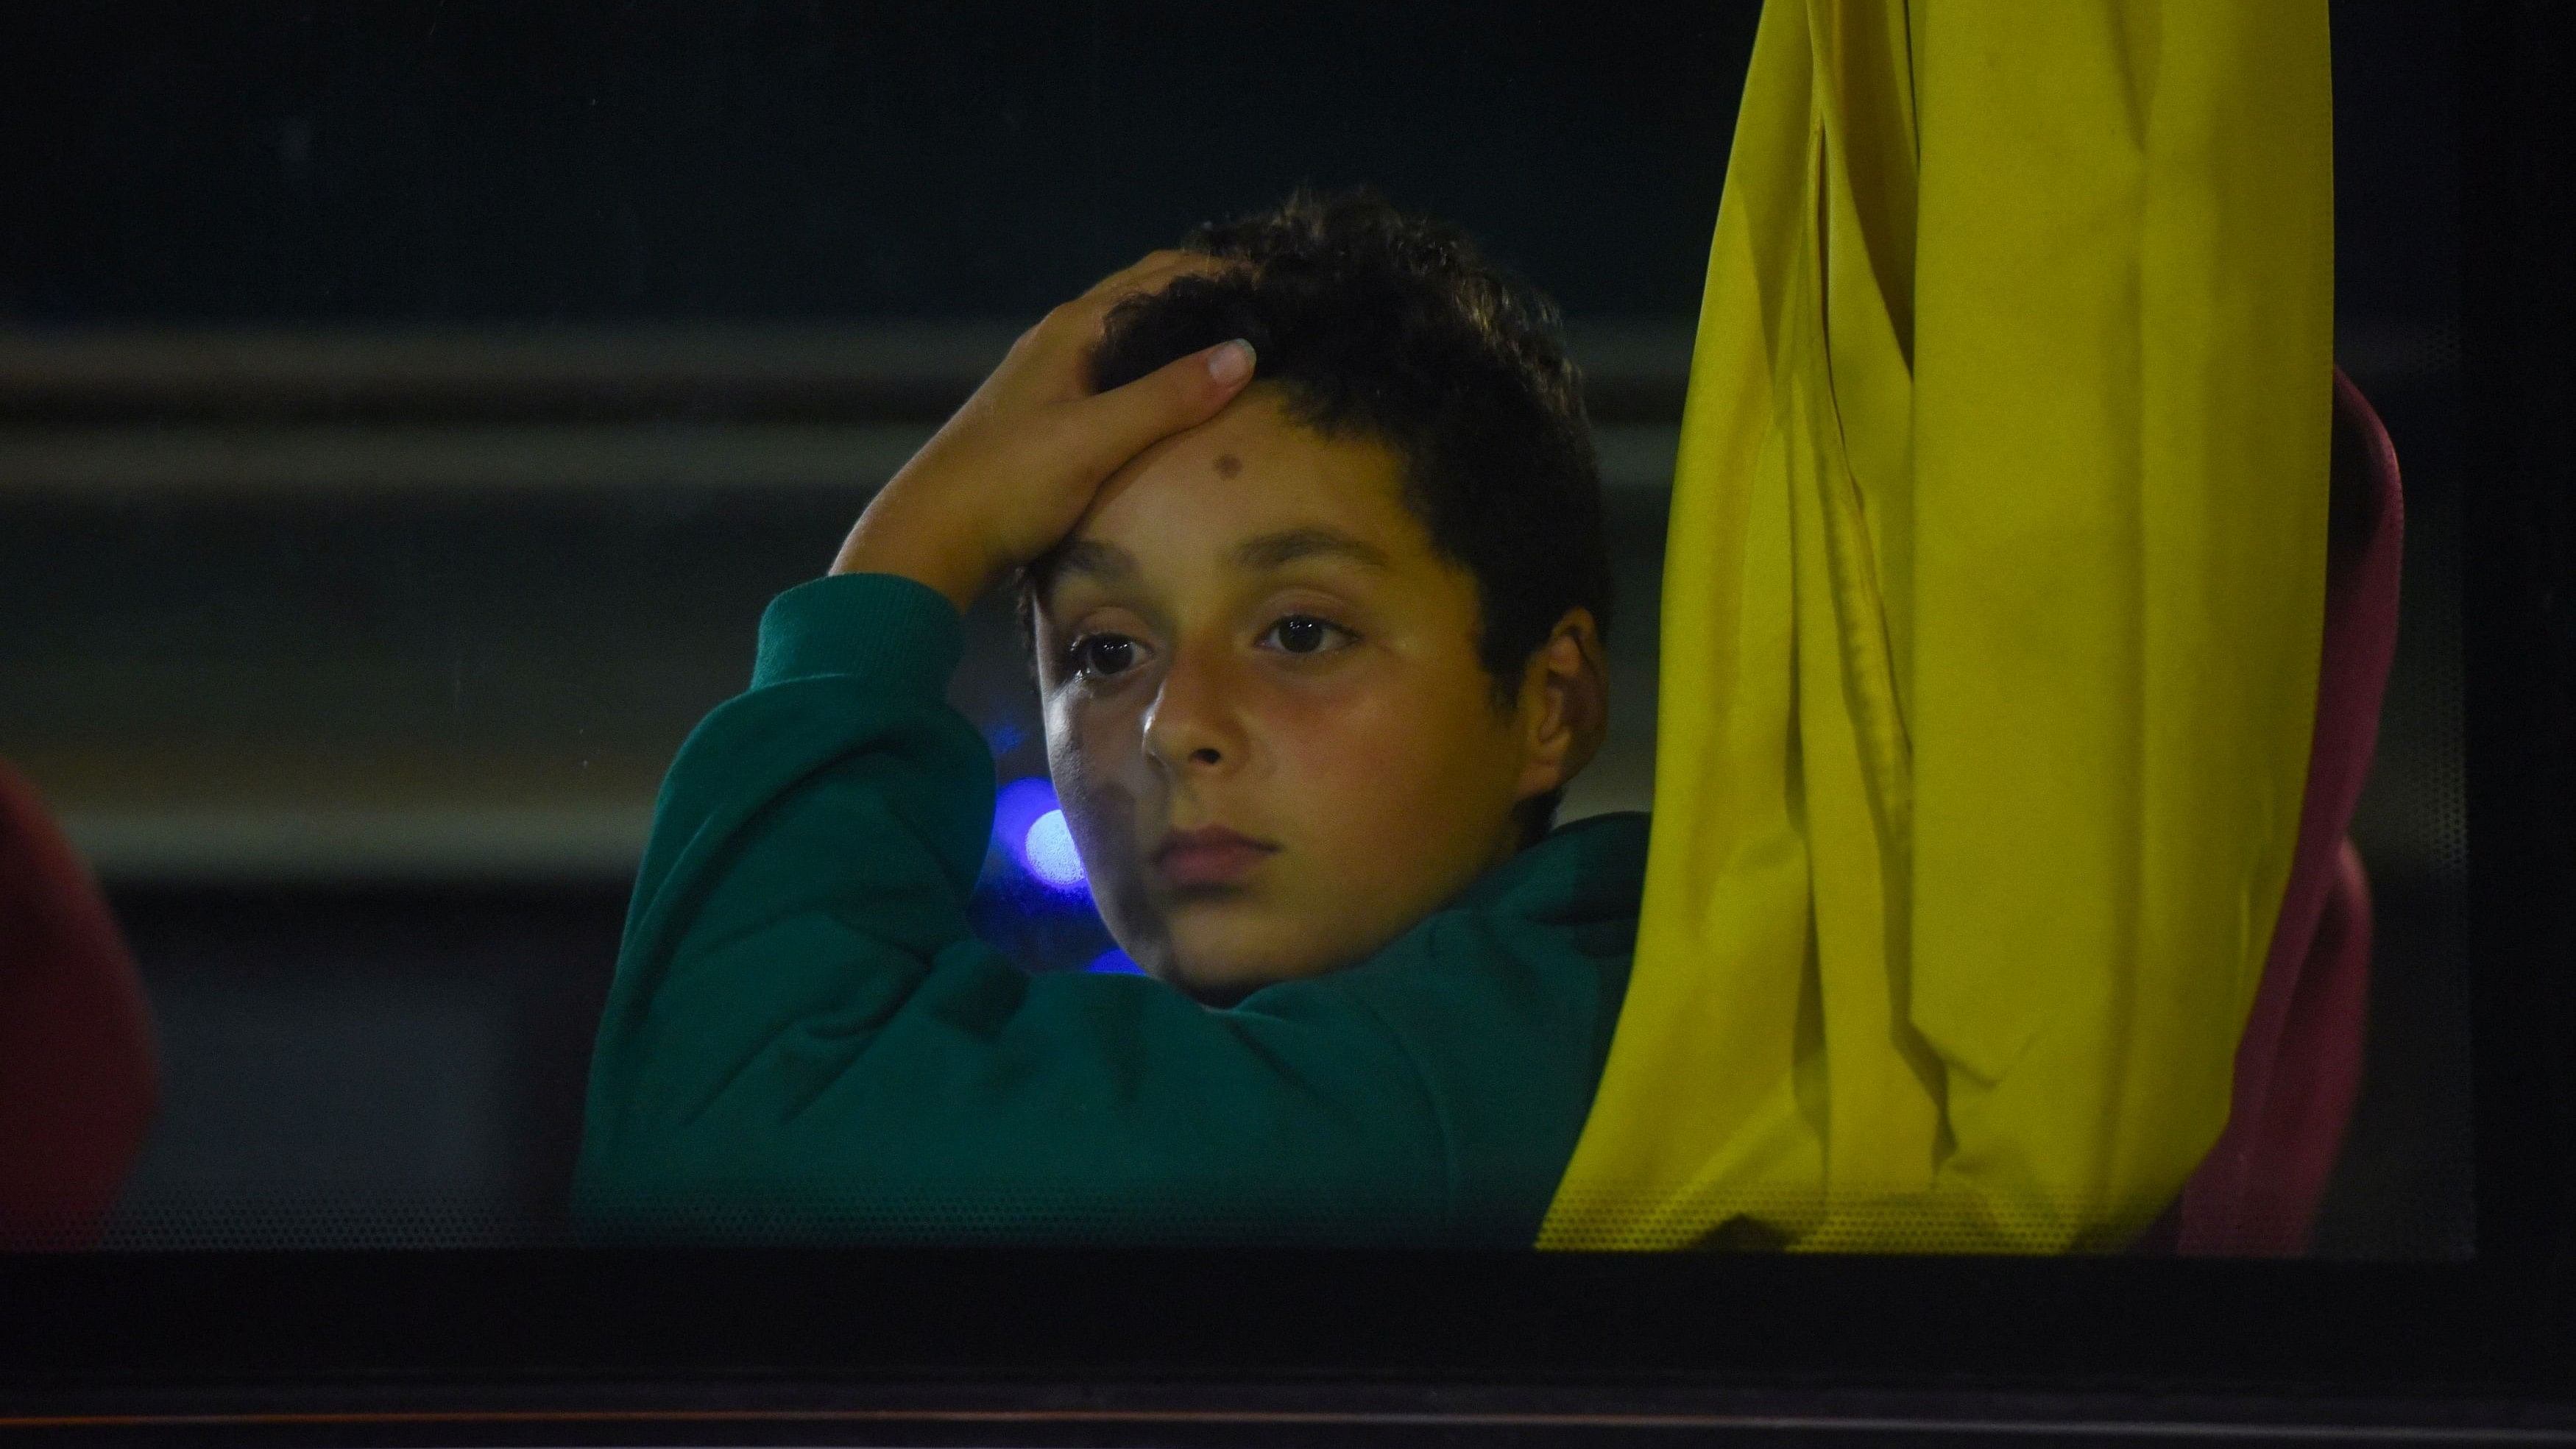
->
[1062,776,1165,957]
[1272,693,1475,829]
[1274,706,1523,924]
[1053,751,1147,872]
[1045,700,1148,813]
[1260,741,1452,922]
[1052,729,1225,959]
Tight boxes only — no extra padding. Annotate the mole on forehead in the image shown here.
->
[1213,453,1243,478]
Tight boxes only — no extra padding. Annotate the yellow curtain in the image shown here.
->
[1542,0,2333,1253]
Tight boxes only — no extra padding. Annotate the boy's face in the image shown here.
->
[1033,387,1551,1005]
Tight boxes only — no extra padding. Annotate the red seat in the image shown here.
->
[2162,367,2406,1255]
[0,759,158,1249]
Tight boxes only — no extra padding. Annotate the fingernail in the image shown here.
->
[1208,339,1255,386]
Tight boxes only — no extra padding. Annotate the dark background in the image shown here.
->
[0,2,2464,1254]
[0,3,1757,321]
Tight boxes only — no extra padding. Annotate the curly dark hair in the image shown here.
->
[1030,188,1613,842]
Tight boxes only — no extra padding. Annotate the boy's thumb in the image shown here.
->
[1072,340,1257,473]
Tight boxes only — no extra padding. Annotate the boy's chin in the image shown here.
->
[1142,920,1351,1007]
[1155,968,1262,1010]
[1150,950,1307,1009]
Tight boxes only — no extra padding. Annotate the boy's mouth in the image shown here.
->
[1152,826,1278,890]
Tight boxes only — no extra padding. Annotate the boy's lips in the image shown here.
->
[1153,826,1278,888]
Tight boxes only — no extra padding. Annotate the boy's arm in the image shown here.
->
[575,570,1568,1244]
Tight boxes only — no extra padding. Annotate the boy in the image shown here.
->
[576,192,1644,1245]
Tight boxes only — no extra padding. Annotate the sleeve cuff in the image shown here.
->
[751,571,967,698]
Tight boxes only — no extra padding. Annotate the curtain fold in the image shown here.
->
[1541,0,2332,1253]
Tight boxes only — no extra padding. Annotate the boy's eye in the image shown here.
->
[1069,634,1142,678]
[1260,614,1354,656]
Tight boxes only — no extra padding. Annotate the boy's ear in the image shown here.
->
[1513,607,1609,804]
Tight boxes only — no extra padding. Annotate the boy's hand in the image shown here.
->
[830,250,1256,612]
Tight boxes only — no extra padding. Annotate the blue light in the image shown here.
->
[993,776,1090,897]
[1023,809,1086,888]
[993,776,1060,857]
[1087,948,1147,976]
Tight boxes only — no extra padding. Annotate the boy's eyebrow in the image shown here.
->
[1045,538,1140,586]
[1037,528,1390,602]
[1228,527,1394,573]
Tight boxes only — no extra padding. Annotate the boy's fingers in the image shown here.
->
[1083,249,1225,302]
[1066,252,1236,330]
[1020,254,1231,376]
[1061,339,1257,476]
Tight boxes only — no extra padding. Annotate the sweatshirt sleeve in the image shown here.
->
[573,573,1612,1246]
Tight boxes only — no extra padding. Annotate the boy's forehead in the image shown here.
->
[1058,396,1427,583]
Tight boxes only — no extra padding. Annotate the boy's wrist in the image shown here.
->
[829,492,995,615]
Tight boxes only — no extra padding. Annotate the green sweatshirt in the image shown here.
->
[575,571,1647,1246]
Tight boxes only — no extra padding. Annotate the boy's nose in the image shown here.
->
[1142,648,1242,773]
